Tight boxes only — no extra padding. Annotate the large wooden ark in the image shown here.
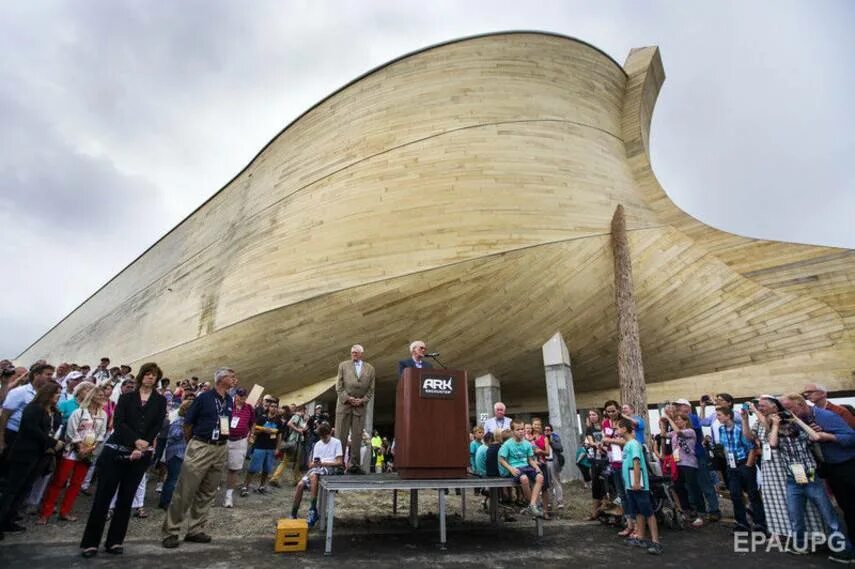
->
[18,33,855,417]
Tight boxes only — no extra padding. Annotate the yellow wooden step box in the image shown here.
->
[275,518,308,552]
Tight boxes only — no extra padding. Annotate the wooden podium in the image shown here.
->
[394,368,469,479]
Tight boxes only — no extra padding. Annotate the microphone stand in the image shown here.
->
[427,354,449,369]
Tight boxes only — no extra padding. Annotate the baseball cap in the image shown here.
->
[65,371,85,382]
[673,398,691,406]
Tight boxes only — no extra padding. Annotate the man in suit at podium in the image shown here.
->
[397,340,434,378]
[335,345,376,474]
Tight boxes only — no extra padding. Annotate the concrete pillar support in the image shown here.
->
[474,373,502,428]
[542,331,580,482]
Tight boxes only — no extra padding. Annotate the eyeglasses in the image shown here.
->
[801,391,816,397]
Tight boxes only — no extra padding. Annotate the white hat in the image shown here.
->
[674,398,691,406]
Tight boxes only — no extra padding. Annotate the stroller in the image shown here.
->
[647,450,683,530]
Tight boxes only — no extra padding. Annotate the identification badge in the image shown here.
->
[230,416,240,429]
[726,452,736,469]
[673,447,681,463]
[211,428,220,441]
[789,463,809,484]
[219,416,230,436]
[762,443,772,461]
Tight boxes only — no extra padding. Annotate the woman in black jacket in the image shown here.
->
[80,362,166,557]
[0,382,62,538]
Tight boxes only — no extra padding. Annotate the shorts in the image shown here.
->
[624,489,654,518]
[512,466,542,486]
[226,437,248,471]
[300,466,343,489]
[248,448,275,474]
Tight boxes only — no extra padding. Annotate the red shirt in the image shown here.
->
[229,402,255,440]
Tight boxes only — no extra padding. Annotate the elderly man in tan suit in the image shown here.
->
[335,344,376,474]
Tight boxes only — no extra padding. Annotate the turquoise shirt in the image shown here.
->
[469,439,481,471]
[498,438,533,477]
[474,444,488,476]
[59,399,80,423]
[621,438,649,491]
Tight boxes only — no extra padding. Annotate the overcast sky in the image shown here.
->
[1,1,853,360]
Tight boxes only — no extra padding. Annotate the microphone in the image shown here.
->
[426,352,440,358]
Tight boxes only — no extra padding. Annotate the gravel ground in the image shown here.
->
[0,473,592,544]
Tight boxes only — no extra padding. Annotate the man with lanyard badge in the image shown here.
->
[716,407,766,532]
[162,367,235,548]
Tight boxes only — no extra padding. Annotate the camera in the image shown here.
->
[778,410,794,421]
[1,366,16,377]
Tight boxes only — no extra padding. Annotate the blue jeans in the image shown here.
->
[727,463,766,530]
[786,478,853,552]
[695,452,721,514]
[159,456,183,508]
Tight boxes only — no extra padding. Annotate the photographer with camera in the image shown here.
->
[779,393,855,552]
[0,361,27,407]
[768,396,853,561]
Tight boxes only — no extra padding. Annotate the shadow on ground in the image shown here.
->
[1,518,841,569]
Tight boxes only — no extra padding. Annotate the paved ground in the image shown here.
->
[0,478,844,568]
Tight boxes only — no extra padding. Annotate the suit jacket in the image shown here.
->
[10,403,57,461]
[336,360,376,417]
[109,390,167,449]
[397,358,433,378]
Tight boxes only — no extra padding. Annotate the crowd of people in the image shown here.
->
[0,357,357,556]
[580,388,855,561]
[2,353,854,562]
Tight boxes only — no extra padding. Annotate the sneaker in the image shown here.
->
[184,532,212,543]
[519,505,534,517]
[705,512,721,523]
[528,504,545,518]
[647,541,664,555]
[269,480,281,488]
[239,486,249,497]
[625,537,649,548]
[691,517,704,528]
[306,508,319,528]
[224,494,234,508]
[162,535,180,549]
[254,486,268,495]
[557,502,565,510]
[827,550,854,564]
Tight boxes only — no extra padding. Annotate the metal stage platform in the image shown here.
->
[317,473,543,555]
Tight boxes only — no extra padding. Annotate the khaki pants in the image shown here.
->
[162,439,226,538]
[269,444,300,484]
[335,407,365,468]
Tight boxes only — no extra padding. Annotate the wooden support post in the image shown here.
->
[610,205,648,417]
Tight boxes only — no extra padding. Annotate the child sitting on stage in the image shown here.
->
[498,420,545,518]
[290,422,343,527]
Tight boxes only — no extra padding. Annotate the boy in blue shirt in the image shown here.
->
[618,418,662,555]
[469,425,484,473]
[498,420,545,518]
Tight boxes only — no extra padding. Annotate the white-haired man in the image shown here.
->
[162,367,236,548]
[802,383,855,429]
[335,346,375,474]
[397,340,433,378]
[484,402,513,434]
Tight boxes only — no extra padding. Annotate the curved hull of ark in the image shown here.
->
[17,33,854,418]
